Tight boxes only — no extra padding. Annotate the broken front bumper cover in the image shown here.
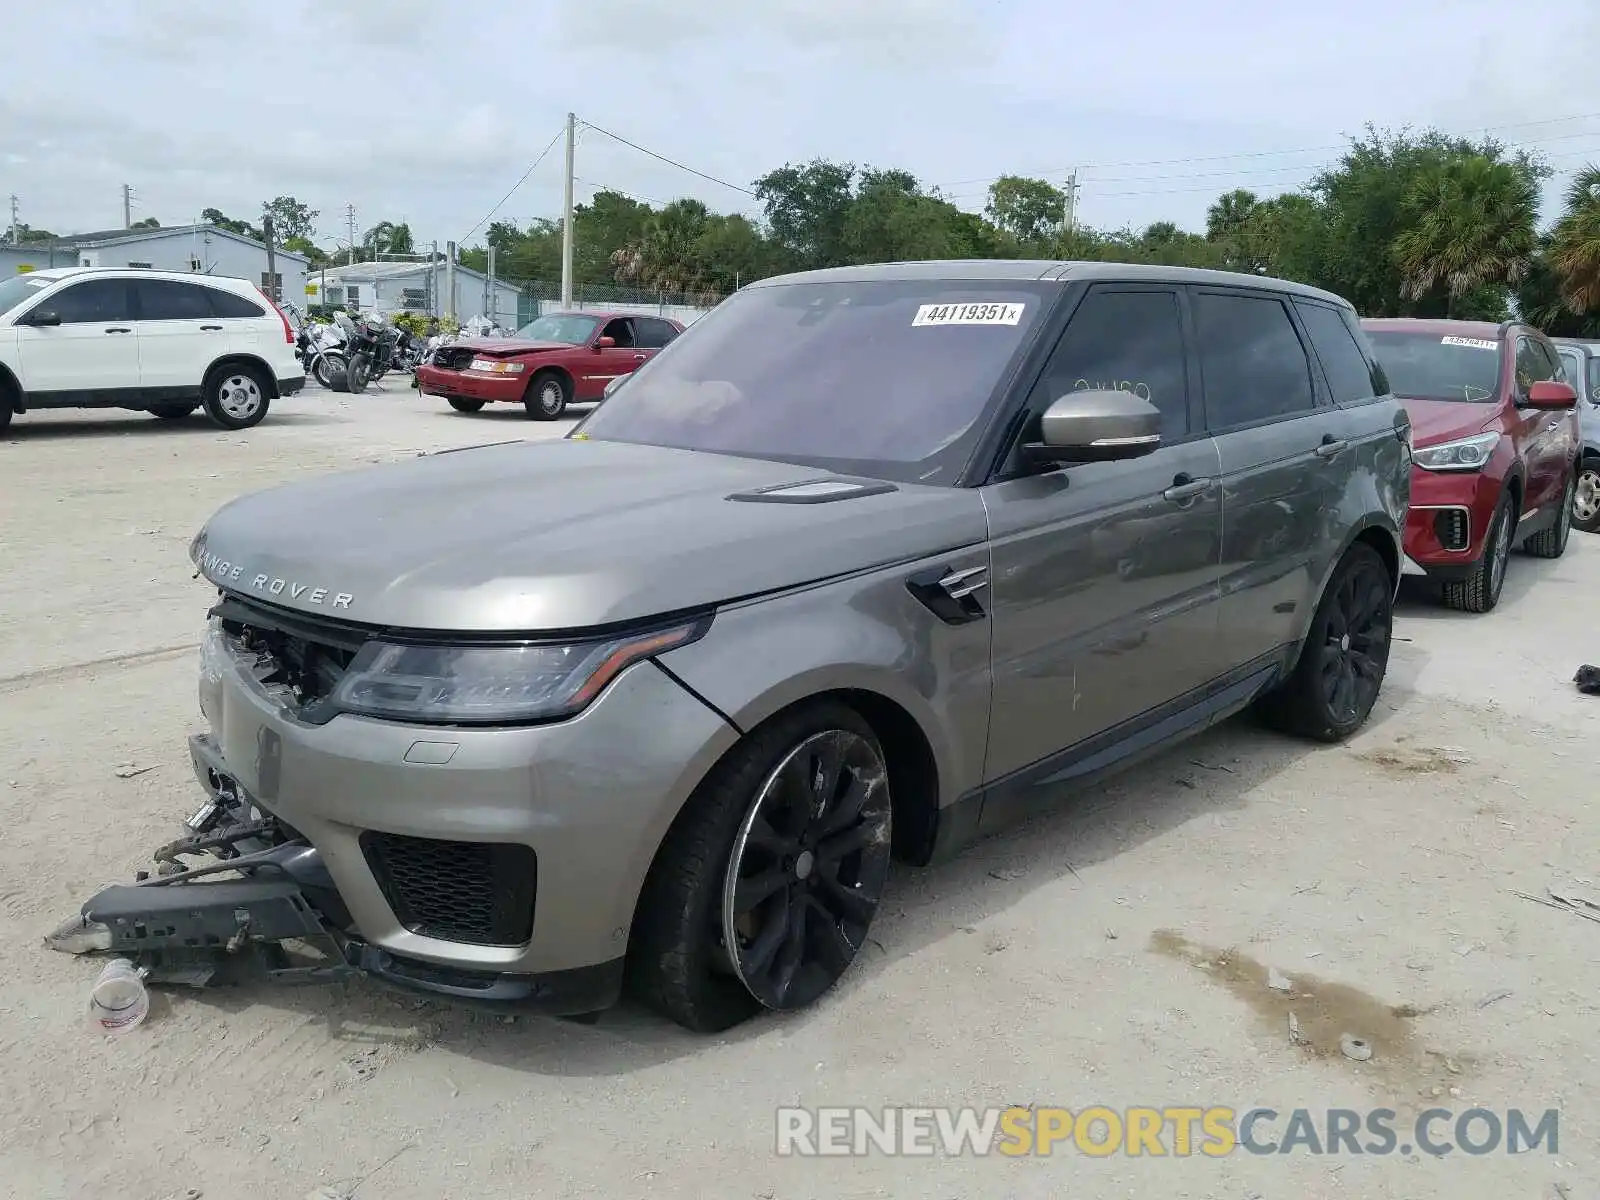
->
[47,736,623,1015]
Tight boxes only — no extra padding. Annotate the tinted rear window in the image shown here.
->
[208,288,267,318]
[1295,300,1379,405]
[1364,330,1501,403]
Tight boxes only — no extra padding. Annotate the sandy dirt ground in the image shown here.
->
[1,386,1596,1200]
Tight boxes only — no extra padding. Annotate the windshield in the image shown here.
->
[1365,330,1501,403]
[515,313,599,344]
[0,274,53,319]
[571,279,1053,484]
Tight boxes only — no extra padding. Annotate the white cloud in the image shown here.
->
[0,0,1595,254]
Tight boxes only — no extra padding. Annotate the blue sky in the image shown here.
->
[4,0,1600,252]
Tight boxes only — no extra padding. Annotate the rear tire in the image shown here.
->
[626,701,891,1032]
[1441,492,1513,613]
[447,397,485,414]
[201,366,271,431]
[525,371,569,420]
[1523,471,1574,559]
[1258,542,1393,743]
[1570,461,1600,534]
[149,403,198,420]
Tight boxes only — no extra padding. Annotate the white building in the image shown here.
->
[312,260,522,326]
[0,224,308,302]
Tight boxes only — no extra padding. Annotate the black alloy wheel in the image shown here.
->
[720,728,892,1013]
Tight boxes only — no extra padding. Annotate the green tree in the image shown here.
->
[1391,154,1539,317]
[753,159,856,271]
[261,196,319,243]
[1547,166,1600,313]
[131,216,160,229]
[985,175,1066,246]
[1307,126,1547,317]
[201,206,261,241]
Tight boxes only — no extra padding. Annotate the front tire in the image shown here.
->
[1259,542,1393,742]
[626,701,892,1032]
[345,353,371,395]
[1571,461,1600,534]
[525,371,569,420]
[1442,492,1513,613]
[312,353,340,389]
[447,397,485,414]
[201,367,271,431]
[1524,471,1574,558]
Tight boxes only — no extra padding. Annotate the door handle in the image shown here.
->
[1314,435,1348,459]
[1163,473,1212,503]
[200,324,223,331]
[633,353,648,362]
[104,327,132,334]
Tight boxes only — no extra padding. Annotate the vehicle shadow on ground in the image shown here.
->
[1394,544,1577,622]
[181,697,1409,1077]
[2,412,345,441]
[432,403,595,424]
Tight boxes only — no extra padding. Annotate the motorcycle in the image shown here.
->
[327,312,401,394]
[300,319,349,389]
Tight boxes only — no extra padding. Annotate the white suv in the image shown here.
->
[0,267,305,434]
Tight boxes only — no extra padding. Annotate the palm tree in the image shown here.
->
[1391,154,1539,316]
[1548,166,1600,312]
[1205,189,1258,241]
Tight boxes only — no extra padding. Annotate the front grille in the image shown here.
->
[361,832,537,946]
[431,347,473,371]
[1432,507,1471,552]
[215,594,361,707]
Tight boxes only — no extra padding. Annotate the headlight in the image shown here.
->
[329,620,708,724]
[1411,431,1500,471]
[468,358,526,374]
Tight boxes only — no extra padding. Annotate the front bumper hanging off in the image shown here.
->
[46,736,619,1015]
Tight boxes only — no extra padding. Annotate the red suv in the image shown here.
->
[1360,318,1581,612]
[417,310,684,420]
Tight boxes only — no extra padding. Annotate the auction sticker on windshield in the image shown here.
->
[912,302,1026,327]
[1440,336,1498,351]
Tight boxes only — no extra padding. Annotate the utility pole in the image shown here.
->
[262,214,277,301]
[445,241,457,321]
[1063,170,1080,240]
[122,184,132,229]
[560,111,576,308]
[345,203,357,266]
[486,245,497,325]
[7,194,18,246]
[429,240,440,317]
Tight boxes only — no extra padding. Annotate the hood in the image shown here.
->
[190,439,987,632]
[1397,397,1497,448]
[449,338,575,356]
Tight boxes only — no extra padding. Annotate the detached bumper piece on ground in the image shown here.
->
[44,777,614,1017]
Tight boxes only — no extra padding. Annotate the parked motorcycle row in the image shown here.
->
[281,305,426,394]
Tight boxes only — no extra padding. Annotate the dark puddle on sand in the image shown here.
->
[1151,930,1471,1102]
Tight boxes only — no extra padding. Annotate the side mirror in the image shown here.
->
[1527,380,1578,409]
[595,336,615,350]
[26,310,61,327]
[1024,390,1162,465]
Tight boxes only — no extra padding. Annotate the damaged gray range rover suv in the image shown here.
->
[65,262,1409,1032]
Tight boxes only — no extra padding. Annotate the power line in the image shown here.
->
[936,109,1600,193]
[574,177,667,207]
[577,119,757,197]
[457,126,565,246]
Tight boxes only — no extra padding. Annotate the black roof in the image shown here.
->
[752,259,1352,307]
